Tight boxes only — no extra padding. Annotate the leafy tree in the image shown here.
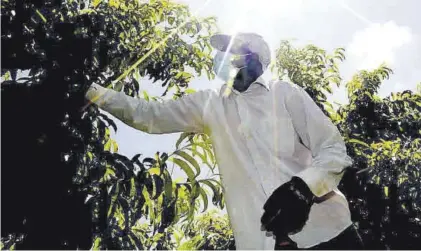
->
[1,0,222,249]
[274,41,421,249]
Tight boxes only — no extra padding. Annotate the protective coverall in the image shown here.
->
[85,76,353,249]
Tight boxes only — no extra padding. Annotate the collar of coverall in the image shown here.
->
[220,77,269,97]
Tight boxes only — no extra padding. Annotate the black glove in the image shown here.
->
[261,177,315,240]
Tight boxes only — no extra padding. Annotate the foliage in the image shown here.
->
[274,41,421,249]
[274,40,344,115]
[1,0,221,249]
[176,210,235,250]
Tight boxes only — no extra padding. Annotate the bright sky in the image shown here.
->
[104,0,421,214]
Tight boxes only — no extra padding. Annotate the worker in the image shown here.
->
[85,32,364,250]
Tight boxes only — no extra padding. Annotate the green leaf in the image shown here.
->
[199,187,208,213]
[143,91,150,101]
[375,176,380,185]
[186,205,195,225]
[104,139,112,151]
[102,166,116,182]
[79,8,97,15]
[325,85,332,94]
[348,138,370,148]
[164,172,173,201]
[87,151,93,161]
[199,179,220,199]
[35,9,47,23]
[174,150,201,177]
[92,237,101,250]
[152,175,164,199]
[189,146,212,170]
[107,184,119,218]
[204,147,215,165]
[185,88,196,94]
[324,101,333,109]
[105,127,111,139]
[142,186,155,221]
[112,140,119,152]
[133,69,141,83]
[205,69,212,80]
[2,71,10,81]
[170,157,195,182]
[191,181,201,201]
[108,0,119,8]
[130,177,136,198]
[92,0,102,7]
[176,132,191,149]
[194,142,215,163]
[219,192,226,209]
[148,167,161,175]
[178,236,199,250]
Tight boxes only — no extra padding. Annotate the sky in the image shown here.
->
[109,0,421,174]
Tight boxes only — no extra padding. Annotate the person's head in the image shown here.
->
[210,33,271,92]
[232,51,264,92]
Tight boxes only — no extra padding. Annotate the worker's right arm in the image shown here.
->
[85,83,211,134]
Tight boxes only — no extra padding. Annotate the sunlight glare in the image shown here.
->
[240,0,305,19]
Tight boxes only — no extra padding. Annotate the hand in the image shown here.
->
[261,177,315,239]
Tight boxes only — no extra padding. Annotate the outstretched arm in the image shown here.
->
[86,83,212,134]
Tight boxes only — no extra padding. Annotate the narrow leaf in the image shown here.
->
[174,150,201,177]
[199,187,208,213]
[35,9,47,23]
[170,158,195,182]
[199,179,219,199]
[176,132,192,149]
[112,140,119,152]
[104,139,112,151]
[143,91,150,101]
[164,172,173,201]
[348,138,370,148]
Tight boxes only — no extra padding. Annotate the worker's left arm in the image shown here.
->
[261,83,352,241]
[285,84,353,198]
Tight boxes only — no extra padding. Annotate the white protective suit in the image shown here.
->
[85,77,353,249]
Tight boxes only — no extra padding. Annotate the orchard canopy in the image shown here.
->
[1,0,420,250]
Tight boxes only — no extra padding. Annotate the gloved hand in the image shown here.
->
[261,177,315,242]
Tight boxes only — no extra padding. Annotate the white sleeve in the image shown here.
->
[85,83,211,134]
[284,83,353,197]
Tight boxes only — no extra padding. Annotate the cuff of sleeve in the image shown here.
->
[294,167,343,198]
[85,83,107,105]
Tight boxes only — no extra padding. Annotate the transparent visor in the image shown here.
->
[213,51,252,96]
[213,51,251,77]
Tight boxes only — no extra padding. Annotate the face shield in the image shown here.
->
[212,51,252,83]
